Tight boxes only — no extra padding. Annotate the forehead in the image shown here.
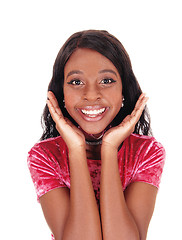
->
[64,48,120,77]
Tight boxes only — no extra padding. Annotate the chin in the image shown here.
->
[83,128,104,135]
[79,123,110,136]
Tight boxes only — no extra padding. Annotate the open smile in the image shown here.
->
[77,106,109,121]
[81,107,106,117]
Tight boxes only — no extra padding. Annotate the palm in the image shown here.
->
[47,91,86,151]
[102,93,148,149]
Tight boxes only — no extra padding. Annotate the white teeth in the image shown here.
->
[81,108,106,116]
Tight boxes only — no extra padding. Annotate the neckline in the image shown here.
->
[87,141,125,161]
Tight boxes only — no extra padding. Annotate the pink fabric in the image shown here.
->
[27,133,165,238]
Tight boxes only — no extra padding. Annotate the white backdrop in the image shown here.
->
[1,0,181,239]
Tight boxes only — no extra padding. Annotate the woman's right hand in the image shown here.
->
[47,91,86,152]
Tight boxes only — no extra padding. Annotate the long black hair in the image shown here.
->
[40,30,152,140]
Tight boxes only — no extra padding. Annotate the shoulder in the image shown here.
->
[119,133,166,172]
[126,133,159,145]
[27,136,69,166]
[28,136,68,155]
[27,136,70,201]
[120,134,166,189]
[124,133,165,157]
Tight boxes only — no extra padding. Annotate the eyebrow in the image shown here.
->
[66,69,118,79]
[66,70,83,79]
[99,69,118,76]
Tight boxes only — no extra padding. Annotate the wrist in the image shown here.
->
[101,141,118,152]
[101,143,118,158]
[68,141,86,152]
[68,146,86,158]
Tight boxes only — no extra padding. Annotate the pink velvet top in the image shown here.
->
[27,133,165,239]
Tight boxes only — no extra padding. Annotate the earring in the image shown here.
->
[122,96,125,108]
[63,99,66,108]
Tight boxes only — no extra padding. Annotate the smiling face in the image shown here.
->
[63,48,123,136]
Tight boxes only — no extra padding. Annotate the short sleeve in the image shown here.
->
[131,141,166,188]
[27,143,67,201]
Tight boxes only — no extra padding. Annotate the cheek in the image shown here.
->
[115,98,122,114]
[107,82,122,108]
[110,90,122,111]
[64,90,78,115]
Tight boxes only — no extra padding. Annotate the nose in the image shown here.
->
[82,84,101,102]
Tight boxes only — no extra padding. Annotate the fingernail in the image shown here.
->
[143,93,149,99]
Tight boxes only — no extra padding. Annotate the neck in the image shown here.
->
[86,143,101,160]
[85,139,102,146]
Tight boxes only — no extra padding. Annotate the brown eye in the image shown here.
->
[67,79,84,85]
[100,78,116,84]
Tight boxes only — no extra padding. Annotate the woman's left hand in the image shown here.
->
[102,93,149,150]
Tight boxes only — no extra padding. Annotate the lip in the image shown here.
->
[77,106,109,122]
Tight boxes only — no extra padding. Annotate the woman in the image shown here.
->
[28,30,165,239]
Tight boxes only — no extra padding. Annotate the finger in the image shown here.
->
[64,118,78,131]
[131,93,148,121]
[47,99,63,124]
[47,91,63,117]
[133,93,148,111]
[120,115,132,125]
[64,118,84,136]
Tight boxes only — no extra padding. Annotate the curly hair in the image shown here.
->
[40,30,152,140]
